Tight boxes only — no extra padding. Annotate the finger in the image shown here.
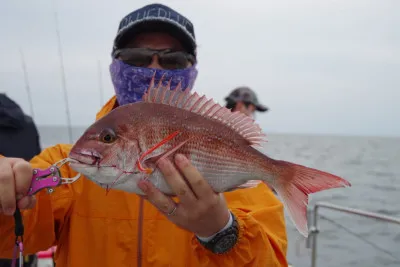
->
[0,158,16,215]
[17,195,36,210]
[174,154,216,200]
[13,160,33,195]
[138,179,179,216]
[157,158,197,203]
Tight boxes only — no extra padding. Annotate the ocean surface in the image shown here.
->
[38,126,400,267]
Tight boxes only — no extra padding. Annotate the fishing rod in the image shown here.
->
[19,48,35,120]
[52,0,73,144]
[98,60,105,107]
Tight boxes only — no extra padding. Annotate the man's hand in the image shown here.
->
[137,154,231,238]
[0,157,36,215]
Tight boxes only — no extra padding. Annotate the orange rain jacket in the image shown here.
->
[0,96,288,267]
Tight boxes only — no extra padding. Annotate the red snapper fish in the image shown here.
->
[68,78,351,237]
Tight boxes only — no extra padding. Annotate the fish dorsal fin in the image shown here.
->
[142,75,267,146]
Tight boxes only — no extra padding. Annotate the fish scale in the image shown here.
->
[69,76,351,237]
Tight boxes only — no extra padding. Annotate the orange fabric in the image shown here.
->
[0,95,288,267]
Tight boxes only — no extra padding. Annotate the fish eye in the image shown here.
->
[99,128,117,144]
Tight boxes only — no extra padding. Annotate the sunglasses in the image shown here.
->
[114,47,196,70]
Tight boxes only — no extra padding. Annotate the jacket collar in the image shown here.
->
[95,96,118,121]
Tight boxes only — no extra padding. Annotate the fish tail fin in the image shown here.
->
[268,160,351,237]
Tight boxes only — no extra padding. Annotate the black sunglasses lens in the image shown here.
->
[160,52,189,69]
[118,49,153,67]
[116,48,193,69]
[123,58,152,67]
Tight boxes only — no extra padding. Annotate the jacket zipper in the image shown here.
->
[137,197,144,267]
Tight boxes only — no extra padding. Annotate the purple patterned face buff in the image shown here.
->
[109,59,198,106]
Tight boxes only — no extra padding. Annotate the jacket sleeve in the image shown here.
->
[0,144,75,258]
[191,183,288,266]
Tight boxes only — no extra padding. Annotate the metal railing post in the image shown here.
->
[308,202,400,267]
[310,205,320,267]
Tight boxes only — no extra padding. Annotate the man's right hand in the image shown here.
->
[0,157,36,216]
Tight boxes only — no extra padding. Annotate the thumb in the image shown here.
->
[11,160,33,195]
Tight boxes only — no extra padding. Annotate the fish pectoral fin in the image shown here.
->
[136,131,181,174]
[142,139,191,167]
[153,139,191,166]
[137,132,190,174]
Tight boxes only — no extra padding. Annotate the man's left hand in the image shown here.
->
[137,153,231,238]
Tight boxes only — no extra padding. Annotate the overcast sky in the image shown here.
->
[0,0,399,137]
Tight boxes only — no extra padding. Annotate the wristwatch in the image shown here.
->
[196,211,240,254]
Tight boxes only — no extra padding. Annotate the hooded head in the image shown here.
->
[0,93,26,129]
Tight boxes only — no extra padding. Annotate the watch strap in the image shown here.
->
[196,211,239,254]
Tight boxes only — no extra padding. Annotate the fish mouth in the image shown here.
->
[69,149,139,188]
[69,149,102,166]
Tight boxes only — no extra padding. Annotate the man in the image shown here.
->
[225,87,277,194]
[225,86,269,117]
[0,93,40,267]
[0,3,288,266]
[225,87,292,265]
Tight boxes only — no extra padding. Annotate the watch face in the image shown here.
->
[197,212,240,254]
[214,233,238,254]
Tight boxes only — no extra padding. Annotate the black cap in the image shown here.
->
[112,3,197,58]
[225,86,269,112]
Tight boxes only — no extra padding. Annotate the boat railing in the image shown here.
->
[306,201,400,267]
